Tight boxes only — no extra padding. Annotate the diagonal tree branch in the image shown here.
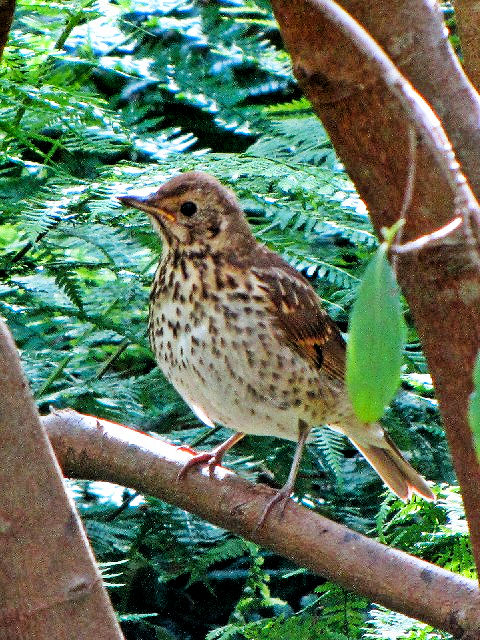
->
[43,409,480,639]
[0,320,124,640]
[271,0,480,578]
[323,0,480,190]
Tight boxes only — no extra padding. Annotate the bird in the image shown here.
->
[118,171,434,522]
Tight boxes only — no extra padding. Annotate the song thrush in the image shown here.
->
[119,171,434,519]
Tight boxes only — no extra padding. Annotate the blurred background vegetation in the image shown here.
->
[0,1,473,638]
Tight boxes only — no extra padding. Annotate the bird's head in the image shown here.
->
[118,171,255,254]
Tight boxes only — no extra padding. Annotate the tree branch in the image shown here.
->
[0,321,124,640]
[322,0,480,191]
[0,0,15,60]
[271,0,480,578]
[43,409,480,639]
[454,0,480,92]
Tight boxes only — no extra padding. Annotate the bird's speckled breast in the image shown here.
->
[148,249,340,441]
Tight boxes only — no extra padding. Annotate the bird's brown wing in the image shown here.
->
[251,250,346,381]
[249,251,435,502]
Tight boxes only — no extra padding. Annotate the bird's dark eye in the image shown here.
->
[180,201,197,217]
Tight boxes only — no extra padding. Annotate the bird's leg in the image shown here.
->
[177,431,245,480]
[257,420,310,528]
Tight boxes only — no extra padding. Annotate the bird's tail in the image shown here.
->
[349,430,435,502]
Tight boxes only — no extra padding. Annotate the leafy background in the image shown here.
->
[0,1,472,638]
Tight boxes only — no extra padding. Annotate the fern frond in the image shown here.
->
[187,538,250,586]
[47,265,85,311]
[311,428,346,483]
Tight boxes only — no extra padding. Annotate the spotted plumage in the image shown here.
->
[119,171,434,520]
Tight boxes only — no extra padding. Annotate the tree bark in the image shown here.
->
[321,0,480,189]
[0,321,124,640]
[455,0,480,91]
[270,0,480,578]
[0,0,15,60]
[43,409,480,639]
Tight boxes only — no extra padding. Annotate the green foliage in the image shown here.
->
[311,427,346,488]
[375,486,475,580]
[206,557,367,640]
[0,1,467,639]
[468,349,480,461]
[364,606,451,640]
[346,242,407,423]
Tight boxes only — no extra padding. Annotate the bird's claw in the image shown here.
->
[177,451,222,481]
[256,488,293,530]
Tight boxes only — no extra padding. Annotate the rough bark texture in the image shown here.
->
[270,0,480,578]
[42,409,480,639]
[455,0,480,91]
[0,322,124,640]
[327,0,480,189]
[0,0,15,60]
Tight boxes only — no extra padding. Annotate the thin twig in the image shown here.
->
[94,338,130,381]
[391,216,463,254]
[392,125,417,275]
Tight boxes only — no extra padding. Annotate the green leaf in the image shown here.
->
[468,350,480,462]
[346,243,406,423]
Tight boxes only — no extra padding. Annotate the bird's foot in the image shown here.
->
[177,450,223,480]
[177,432,245,481]
[256,486,293,529]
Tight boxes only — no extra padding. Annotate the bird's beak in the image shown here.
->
[118,194,176,222]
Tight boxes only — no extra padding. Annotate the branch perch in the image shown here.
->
[43,409,480,639]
